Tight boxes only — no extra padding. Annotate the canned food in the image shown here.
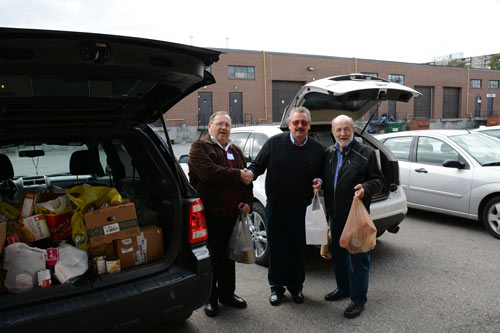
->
[93,256,106,275]
[37,269,51,288]
[105,257,121,274]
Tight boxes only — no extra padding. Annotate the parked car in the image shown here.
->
[376,129,500,239]
[471,125,500,139]
[0,28,220,332]
[181,74,421,265]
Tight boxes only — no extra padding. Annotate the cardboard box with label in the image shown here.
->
[84,203,140,249]
[18,214,51,242]
[114,225,164,269]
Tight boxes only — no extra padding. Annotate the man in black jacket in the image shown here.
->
[247,107,325,306]
[321,115,384,319]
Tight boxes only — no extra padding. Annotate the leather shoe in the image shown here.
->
[219,294,247,309]
[291,290,304,304]
[204,302,219,317]
[269,292,283,306]
[344,302,364,319]
[324,289,350,301]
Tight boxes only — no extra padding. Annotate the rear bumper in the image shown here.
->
[0,246,211,333]
[371,188,407,234]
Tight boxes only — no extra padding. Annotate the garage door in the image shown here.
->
[272,81,305,122]
[443,87,460,118]
[414,86,433,118]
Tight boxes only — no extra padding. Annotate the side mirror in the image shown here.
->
[179,154,189,163]
[442,159,465,169]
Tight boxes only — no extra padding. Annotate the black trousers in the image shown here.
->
[266,204,306,294]
[206,214,237,303]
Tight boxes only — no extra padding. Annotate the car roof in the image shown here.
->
[472,125,500,131]
[375,129,473,139]
[231,125,283,136]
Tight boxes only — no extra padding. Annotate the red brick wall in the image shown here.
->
[164,50,500,126]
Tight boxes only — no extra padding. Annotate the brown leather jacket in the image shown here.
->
[188,134,253,216]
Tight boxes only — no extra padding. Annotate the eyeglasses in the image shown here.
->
[213,122,231,128]
[291,120,310,126]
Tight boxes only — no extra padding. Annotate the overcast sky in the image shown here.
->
[1,0,499,64]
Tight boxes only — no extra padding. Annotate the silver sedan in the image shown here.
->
[376,129,500,239]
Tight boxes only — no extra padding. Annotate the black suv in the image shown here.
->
[0,28,219,332]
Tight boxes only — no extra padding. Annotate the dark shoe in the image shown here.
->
[204,302,219,317]
[291,290,304,304]
[344,302,364,319]
[219,294,247,309]
[324,289,350,301]
[269,292,283,306]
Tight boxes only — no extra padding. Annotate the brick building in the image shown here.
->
[163,49,500,141]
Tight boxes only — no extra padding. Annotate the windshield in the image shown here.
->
[0,144,85,177]
[449,133,500,166]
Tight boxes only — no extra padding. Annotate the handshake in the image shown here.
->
[240,168,254,185]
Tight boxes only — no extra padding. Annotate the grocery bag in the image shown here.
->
[227,212,256,264]
[339,197,377,254]
[305,193,328,245]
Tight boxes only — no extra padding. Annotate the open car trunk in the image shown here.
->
[0,125,183,309]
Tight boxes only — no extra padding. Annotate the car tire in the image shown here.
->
[249,202,269,267]
[482,196,500,239]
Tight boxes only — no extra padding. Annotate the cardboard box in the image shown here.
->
[46,212,72,242]
[114,225,164,269]
[18,214,50,241]
[89,242,115,258]
[19,192,39,218]
[84,203,140,248]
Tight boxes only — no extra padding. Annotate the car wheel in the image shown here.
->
[249,202,269,266]
[482,196,500,239]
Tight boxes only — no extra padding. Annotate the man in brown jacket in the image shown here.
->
[188,111,253,317]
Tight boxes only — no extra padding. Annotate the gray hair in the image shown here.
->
[332,115,354,127]
[288,106,311,122]
[209,111,231,123]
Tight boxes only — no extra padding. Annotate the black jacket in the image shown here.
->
[323,139,384,220]
[249,132,325,210]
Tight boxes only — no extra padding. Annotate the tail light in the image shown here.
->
[188,199,208,244]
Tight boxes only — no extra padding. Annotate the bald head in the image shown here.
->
[331,115,355,148]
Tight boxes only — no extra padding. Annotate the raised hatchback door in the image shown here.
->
[280,74,421,128]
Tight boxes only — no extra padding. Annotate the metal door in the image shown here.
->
[475,96,482,117]
[487,96,494,116]
[229,92,243,124]
[414,86,432,118]
[198,92,212,126]
[442,87,459,118]
[272,81,305,122]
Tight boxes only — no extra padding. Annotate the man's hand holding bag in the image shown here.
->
[339,196,377,253]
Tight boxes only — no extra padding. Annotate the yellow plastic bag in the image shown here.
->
[339,197,377,254]
[66,185,124,250]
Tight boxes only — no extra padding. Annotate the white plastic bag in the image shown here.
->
[54,242,89,284]
[305,192,329,245]
[227,213,256,264]
[3,243,47,293]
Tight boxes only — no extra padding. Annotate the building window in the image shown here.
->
[228,66,255,80]
[362,73,378,78]
[470,79,481,89]
[488,80,499,89]
[388,74,404,85]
